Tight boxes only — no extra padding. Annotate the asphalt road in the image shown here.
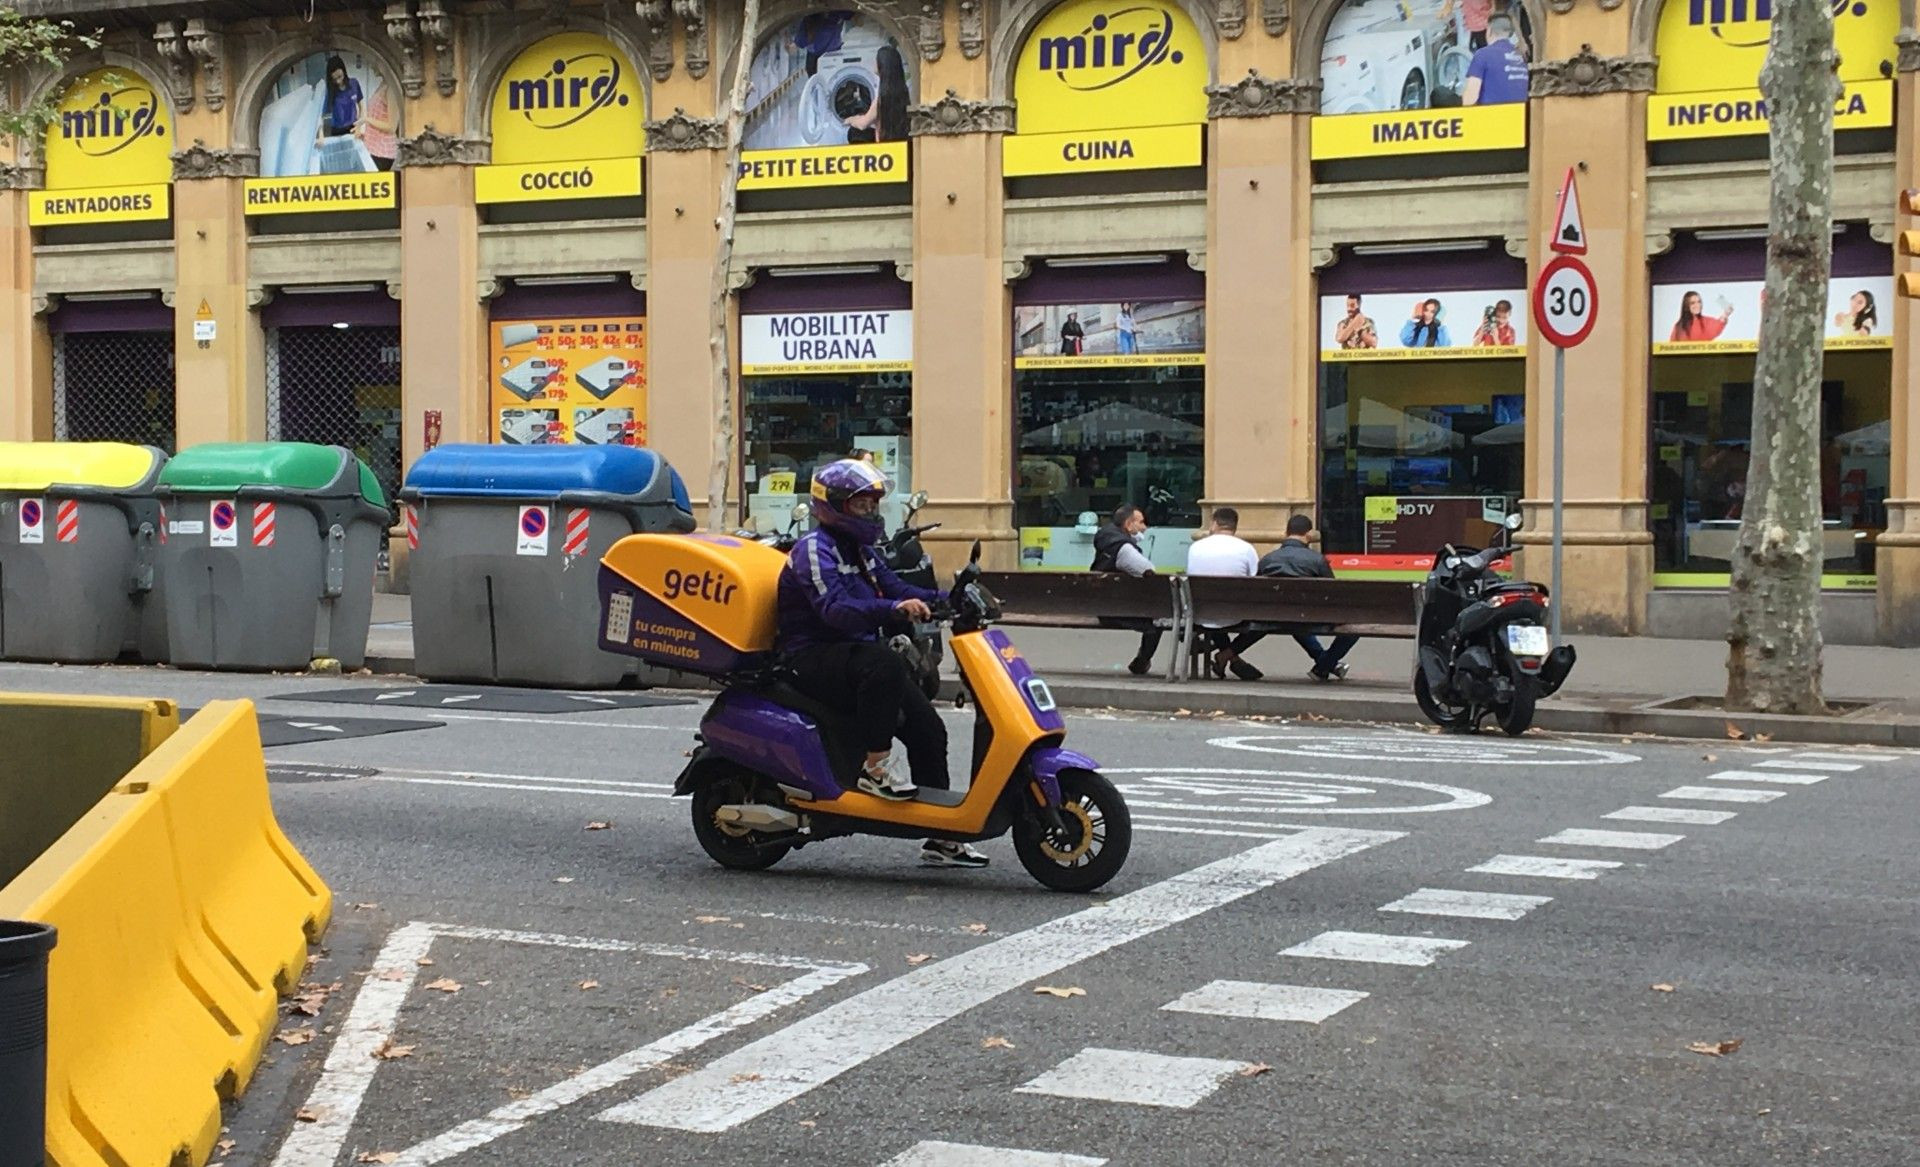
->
[6,660,1917,1167]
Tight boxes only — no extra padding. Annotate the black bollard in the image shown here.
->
[0,920,57,1167]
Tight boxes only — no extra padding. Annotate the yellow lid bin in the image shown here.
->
[0,442,166,493]
[598,533,787,676]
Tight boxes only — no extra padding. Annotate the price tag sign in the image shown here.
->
[1532,255,1599,349]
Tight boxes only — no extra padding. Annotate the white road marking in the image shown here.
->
[1381,888,1552,921]
[370,765,673,789]
[1132,812,1313,831]
[1210,733,1639,766]
[1603,806,1738,826]
[1014,1047,1253,1109]
[1280,931,1470,967]
[1661,785,1785,803]
[1465,855,1623,880]
[1125,798,1341,818]
[1704,769,1827,786]
[1135,823,1295,840]
[879,1143,1106,1167]
[1162,980,1369,1024]
[1537,828,1684,850]
[1788,751,1899,763]
[373,776,674,800]
[1108,767,1491,814]
[719,910,1000,937]
[596,827,1401,1132]
[1755,758,1860,772]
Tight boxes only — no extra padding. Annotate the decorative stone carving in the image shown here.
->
[246,286,272,309]
[396,125,488,167]
[160,291,176,307]
[184,19,225,112]
[726,266,756,292]
[1644,228,1674,257]
[1186,250,1206,272]
[958,0,985,58]
[676,0,710,80]
[1900,31,1920,73]
[629,271,647,292]
[420,2,456,97]
[33,294,57,317]
[1216,0,1246,39]
[1503,236,1527,260]
[636,0,675,81]
[0,162,42,190]
[1260,0,1288,37]
[1870,221,1894,244]
[153,21,195,114]
[1309,246,1336,271]
[385,3,426,99]
[172,140,259,179]
[894,261,913,282]
[386,281,404,300]
[916,0,946,60]
[1207,70,1318,117]
[1530,45,1656,96]
[647,107,726,151]
[909,89,1014,135]
[1002,258,1031,283]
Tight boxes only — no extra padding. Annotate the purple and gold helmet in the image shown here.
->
[810,457,890,543]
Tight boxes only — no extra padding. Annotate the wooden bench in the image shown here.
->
[978,571,1186,681]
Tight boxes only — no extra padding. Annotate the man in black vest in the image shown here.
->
[1091,503,1160,675]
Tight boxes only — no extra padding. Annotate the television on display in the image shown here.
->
[1493,394,1524,425]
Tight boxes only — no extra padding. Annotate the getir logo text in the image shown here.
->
[1688,0,1869,46]
[62,87,166,156]
[664,568,739,606]
[1038,6,1186,91]
[506,52,630,128]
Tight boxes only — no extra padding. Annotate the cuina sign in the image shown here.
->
[32,69,173,226]
[476,33,647,204]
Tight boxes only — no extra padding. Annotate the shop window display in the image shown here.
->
[743,372,913,533]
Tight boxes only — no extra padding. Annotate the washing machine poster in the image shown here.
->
[737,12,913,189]
[244,50,400,214]
[490,317,648,447]
[1310,0,1532,160]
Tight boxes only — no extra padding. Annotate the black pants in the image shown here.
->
[1133,629,1162,664]
[1193,628,1266,657]
[1295,634,1360,676]
[784,641,950,789]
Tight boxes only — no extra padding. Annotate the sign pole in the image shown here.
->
[1551,344,1566,646]
[1535,165,1594,648]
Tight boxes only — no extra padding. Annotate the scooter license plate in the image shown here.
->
[1505,625,1550,656]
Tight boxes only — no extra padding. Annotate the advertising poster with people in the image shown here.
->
[32,68,174,225]
[1312,0,1532,160]
[1012,301,1205,367]
[489,318,648,446]
[1319,290,1528,360]
[1650,0,1896,141]
[1650,278,1894,354]
[738,12,914,190]
[246,50,400,214]
[476,32,646,204]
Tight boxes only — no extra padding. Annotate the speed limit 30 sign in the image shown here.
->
[1532,254,1598,348]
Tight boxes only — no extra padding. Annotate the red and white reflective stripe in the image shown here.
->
[252,502,277,547]
[55,499,78,543]
[405,504,420,550]
[563,507,589,555]
[157,504,168,545]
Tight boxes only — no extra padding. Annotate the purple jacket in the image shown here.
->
[776,528,939,655]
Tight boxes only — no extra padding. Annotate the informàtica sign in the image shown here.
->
[33,69,173,225]
[1319,290,1528,360]
[476,33,646,204]
[245,50,400,214]
[1649,277,1894,354]
[490,317,648,446]
[1649,0,1896,141]
[741,310,914,373]
[1013,300,1204,368]
[1003,0,1209,177]
[1312,0,1531,160]
[738,13,913,190]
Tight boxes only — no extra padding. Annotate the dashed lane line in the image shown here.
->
[1279,931,1470,967]
[1161,980,1370,1024]
[1013,1047,1254,1110]
[1603,806,1738,826]
[1703,769,1827,786]
[1381,888,1552,921]
[879,1144,1106,1167]
[1661,785,1785,803]
[1754,759,1861,773]
[1466,855,1623,880]
[1786,751,1900,763]
[1537,828,1685,851]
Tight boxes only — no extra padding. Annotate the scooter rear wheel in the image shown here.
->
[1414,670,1476,733]
[1496,679,1538,737]
[1014,768,1131,893]
[690,767,793,871]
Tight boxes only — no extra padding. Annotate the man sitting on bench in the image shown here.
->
[1257,515,1359,682]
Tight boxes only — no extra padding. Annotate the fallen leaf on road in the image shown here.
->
[352,902,380,910]
[982,1036,1016,1050]
[965,923,989,934]
[554,877,575,884]
[372,969,410,982]
[1702,754,1717,763]
[423,978,462,993]
[1651,983,1677,993]
[729,1072,763,1083]
[1033,985,1086,999]
[1239,1063,1273,1077]
[1173,708,1191,716]
[906,954,933,966]
[1756,1109,1772,1116]
[416,957,434,967]
[373,1040,415,1060]
[731,977,769,991]
[295,1107,324,1123]
[1725,721,1745,740]
[275,1028,314,1046]
[217,1140,235,1154]
[585,821,612,831]
[1303,712,1330,722]
[579,980,600,990]
[356,1153,400,1164]
[1688,1038,1743,1057]
[693,915,731,924]
[799,1120,818,1128]
[1754,732,1773,743]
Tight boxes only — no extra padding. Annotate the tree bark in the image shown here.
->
[705,0,761,532]
[1725,0,1838,714]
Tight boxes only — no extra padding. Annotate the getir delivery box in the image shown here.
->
[598,532,787,676]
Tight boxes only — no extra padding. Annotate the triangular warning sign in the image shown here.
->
[195,299,214,320]
[1551,168,1587,256]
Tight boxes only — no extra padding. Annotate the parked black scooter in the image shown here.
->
[1413,512,1577,736]
[879,490,944,700]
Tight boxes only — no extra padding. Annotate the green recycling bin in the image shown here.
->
[0,442,170,664]
[156,443,391,671]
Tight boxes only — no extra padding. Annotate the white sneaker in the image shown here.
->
[921,840,989,868]
[857,755,917,801]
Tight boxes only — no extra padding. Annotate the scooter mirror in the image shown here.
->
[1504,512,1524,532]
[969,539,982,565]
[789,501,810,522]
[908,490,929,511]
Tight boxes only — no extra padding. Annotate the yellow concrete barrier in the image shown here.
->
[0,698,329,1167]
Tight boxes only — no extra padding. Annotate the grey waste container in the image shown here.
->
[0,442,169,663]
[399,444,695,686]
[156,442,391,671]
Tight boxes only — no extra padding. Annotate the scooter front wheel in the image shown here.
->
[690,767,793,871]
[1414,669,1476,734]
[1014,768,1131,893]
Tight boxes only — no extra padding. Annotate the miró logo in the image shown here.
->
[1687,0,1868,48]
[1037,6,1185,91]
[62,87,165,156]
[506,53,629,129]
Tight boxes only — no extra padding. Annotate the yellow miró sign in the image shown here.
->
[1311,103,1525,161]
[39,69,173,224]
[737,141,908,189]
[1007,0,1208,177]
[480,33,645,203]
[242,174,397,215]
[1652,0,1897,139]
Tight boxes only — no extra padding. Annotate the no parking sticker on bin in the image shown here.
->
[210,500,239,547]
[517,505,550,556]
[17,498,44,544]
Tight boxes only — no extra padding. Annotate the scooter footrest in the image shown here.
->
[911,788,968,808]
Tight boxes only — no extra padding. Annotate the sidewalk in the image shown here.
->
[365,593,1920,746]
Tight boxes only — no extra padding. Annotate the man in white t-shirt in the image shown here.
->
[1186,507,1265,680]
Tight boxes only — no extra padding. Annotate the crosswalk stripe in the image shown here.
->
[1135,823,1294,840]
[879,1144,1107,1167]
[1380,888,1551,921]
[1787,751,1898,763]
[1162,980,1369,1024]
[1466,854,1623,880]
[1538,828,1684,850]
[1280,931,1469,967]
[1661,785,1785,803]
[1014,1048,1253,1110]
[1755,759,1859,772]
[1603,806,1738,826]
[1703,769,1826,786]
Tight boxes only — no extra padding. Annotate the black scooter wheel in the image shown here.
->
[1497,680,1538,736]
[1014,768,1131,893]
[1414,670,1477,734]
[690,768,792,871]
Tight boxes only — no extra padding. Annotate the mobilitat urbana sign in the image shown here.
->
[32,69,174,226]
[476,33,647,204]
[1003,0,1209,177]
[1650,0,1897,140]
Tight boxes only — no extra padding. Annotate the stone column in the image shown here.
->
[170,140,264,447]
[0,157,51,442]
[396,130,488,452]
[1878,34,1920,643]
[1518,40,1657,634]
[1202,63,1318,545]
